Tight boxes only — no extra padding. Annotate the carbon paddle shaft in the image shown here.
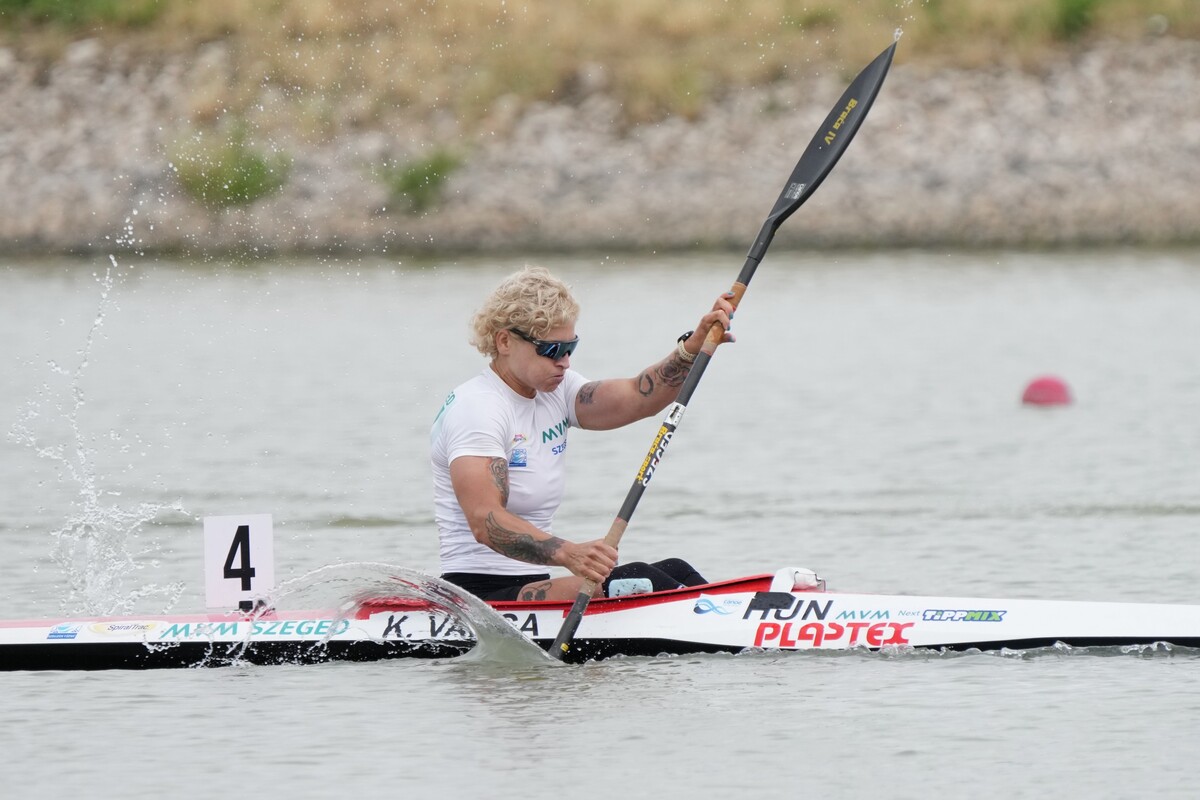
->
[550,41,897,661]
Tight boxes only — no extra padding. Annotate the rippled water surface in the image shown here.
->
[2,248,1199,798]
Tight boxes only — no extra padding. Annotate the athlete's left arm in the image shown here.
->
[574,293,734,431]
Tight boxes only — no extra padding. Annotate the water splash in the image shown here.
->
[8,255,185,615]
[261,562,556,666]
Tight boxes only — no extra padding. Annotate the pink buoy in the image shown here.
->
[1022,375,1072,406]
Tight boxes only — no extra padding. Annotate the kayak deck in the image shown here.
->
[3,570,1199,671]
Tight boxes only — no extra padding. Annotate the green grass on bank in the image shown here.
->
[3,0,1197,135]
[0,0,160,27]
[172,124,291,211]
[376,149,463,214]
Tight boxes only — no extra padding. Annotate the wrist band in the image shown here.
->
[675,330,697,363]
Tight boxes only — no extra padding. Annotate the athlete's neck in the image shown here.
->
[490,360,536,399]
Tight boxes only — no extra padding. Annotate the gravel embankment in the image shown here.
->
[1,35,1198,255]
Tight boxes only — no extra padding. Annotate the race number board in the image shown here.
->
[203,514,275,610]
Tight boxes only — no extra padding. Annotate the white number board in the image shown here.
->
[203,514,275,610]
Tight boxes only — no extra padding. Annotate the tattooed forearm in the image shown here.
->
[656,352,691,387]
[484,512,564,565]
[637,371,655,397]
[637,352,691,397]
[488,457,509,506]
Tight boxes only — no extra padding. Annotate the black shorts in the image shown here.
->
[441,572,551,602]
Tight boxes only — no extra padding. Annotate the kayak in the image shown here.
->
[3,568,1199,671]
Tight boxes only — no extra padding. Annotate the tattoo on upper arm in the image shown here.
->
[484,513,564,565]
[577,382,599,405]
[488,457,509,506]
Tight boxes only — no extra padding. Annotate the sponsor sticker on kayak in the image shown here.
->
[88,621,160,637]
[742,592,833,621]
[754,621,915,649]
[154,619,352,640]
[693,595,744,615]
[922,609,1007,622]
[741,592,916,649]
[47,623,84,641]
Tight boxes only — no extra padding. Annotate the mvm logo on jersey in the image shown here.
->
[541,418,569,443]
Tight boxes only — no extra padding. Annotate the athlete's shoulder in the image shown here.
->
[432,371,509,439]
[442,371,507,409]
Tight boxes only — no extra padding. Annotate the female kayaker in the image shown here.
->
[431,265,733,602]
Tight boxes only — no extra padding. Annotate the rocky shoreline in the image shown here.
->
[2,35,1198,256]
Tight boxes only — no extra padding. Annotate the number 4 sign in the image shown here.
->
[204,514,275,610]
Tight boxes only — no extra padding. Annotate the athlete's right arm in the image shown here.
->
[449,455,616,583]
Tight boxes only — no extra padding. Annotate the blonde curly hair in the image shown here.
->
[470,266,580,358]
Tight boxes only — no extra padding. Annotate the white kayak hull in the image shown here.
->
[3,570,1199,670]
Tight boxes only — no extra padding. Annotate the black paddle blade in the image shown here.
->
[748,40,896,262]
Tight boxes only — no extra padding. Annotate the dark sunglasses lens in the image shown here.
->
[536,338,577,359]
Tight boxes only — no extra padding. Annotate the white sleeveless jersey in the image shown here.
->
[430,367,589,574]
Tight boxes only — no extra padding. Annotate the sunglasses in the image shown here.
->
[510,328,579,361]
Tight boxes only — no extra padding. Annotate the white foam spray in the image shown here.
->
[260,561,557,666]
[8,255,185,615]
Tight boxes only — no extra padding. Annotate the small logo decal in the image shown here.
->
[693,598,734,615]
[784,181,807,200]
[922,609,1006,622]
[47,623,84,640]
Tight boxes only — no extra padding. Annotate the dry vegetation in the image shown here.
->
[3,0,1198,135]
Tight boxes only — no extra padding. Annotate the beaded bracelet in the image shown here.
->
[675,330,697,363]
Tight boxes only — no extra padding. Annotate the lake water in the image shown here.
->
[2,247,1199,798]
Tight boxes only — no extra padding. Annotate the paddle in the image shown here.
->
[549,40,898,661]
